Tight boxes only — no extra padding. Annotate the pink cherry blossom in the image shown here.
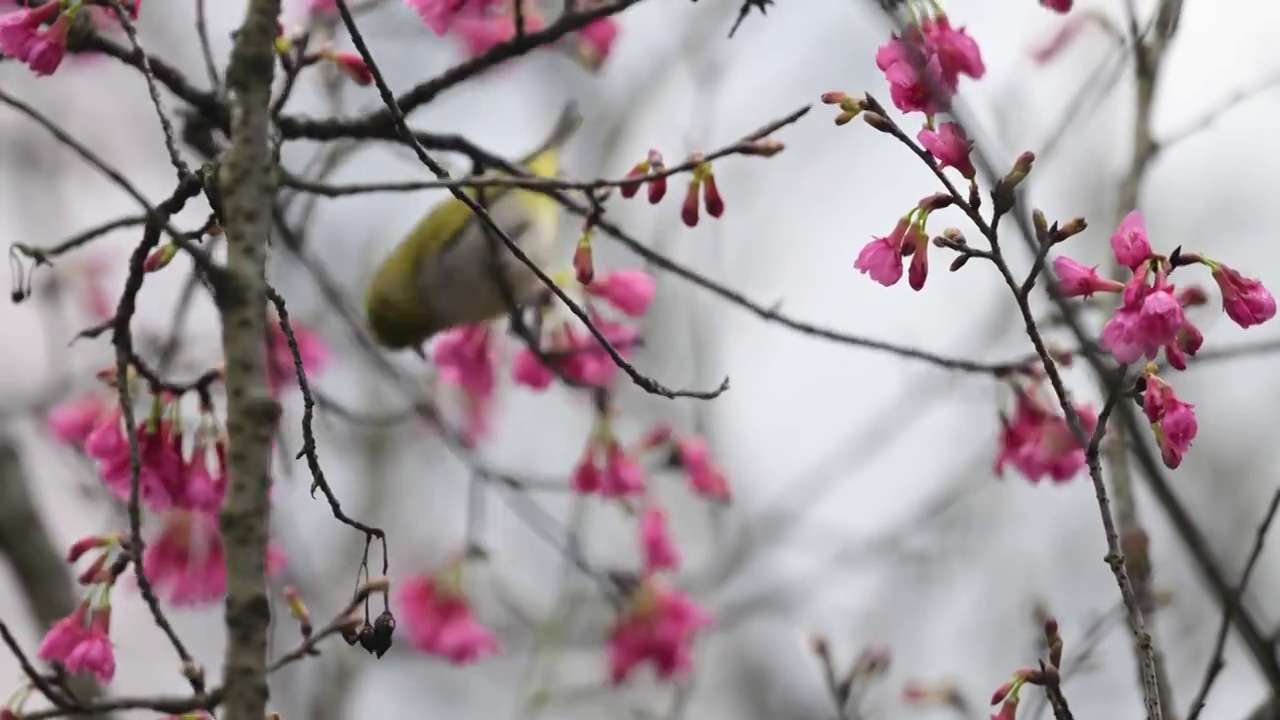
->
[876,41,951,115]
[47,393,113,449]
[1164,319,1203,371]
[1051,256,1123,298]
[571,446,602,494]
[1142,375,1197,469]
[640,504,679,574]
[571,436,644,497]
[920,14,986,87]
[1211,265,1276,328]
[1041,0,1073,12]
[182,439,228,513]
[405,0,501,34]
[85,410,187,512]
[432,322,496,440]
[995,390,1098,483]
[266,319,329,398]
[1101,274,1185,364]
[452,14,518,56]
[38,601,90,664]
[587,270,657,318]
[675,436,730,502]
[603,441,645,497]
[25,12,71,76]
[918,122,975,179]
[0,1,59,62]
[513,318,639,391]
[432,325,496,398]
[143,511,286,606]
[39,601,115,684]
[1110,210,1153,271]
[576,17,618,67]
[62,606,115,684]
[608,579,711,684]
[855,217,921,287]
[397,573,500,664]
[512,347,556,389]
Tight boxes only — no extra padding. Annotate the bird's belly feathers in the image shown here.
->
[417,192,558,331]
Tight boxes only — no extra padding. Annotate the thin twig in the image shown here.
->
[111,175,209,695]
[1185,485,1280,720]
[266,286,389,572]
[195,0,222,91]
[105,0,191,179]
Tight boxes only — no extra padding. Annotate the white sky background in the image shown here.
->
[2,0,1280,718]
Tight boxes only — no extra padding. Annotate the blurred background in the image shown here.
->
[2,0,1280,718]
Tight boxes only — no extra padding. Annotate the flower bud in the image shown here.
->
[820,91,849,105]
[1032,209,1049,241]
[702,173,724,218]
[327,50,372,86]
[742,138,785,157]
[681,180,700,227]
[619,160,649,199]
[862,112,894,133]
[918,193,954,213]
[273,21,292,54]
[573,229,595,285]
[143,242,179,273]
[66,534,118,563]
[645,150,667,204]
[993,151,1036,216]
[77,551,112,585]
[1055,217,1087,241]
[284,585,312,637]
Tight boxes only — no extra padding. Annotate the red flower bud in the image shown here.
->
[619,161,649,199]
[77,551,111,585]
[681,180,700,227]
[66,534,116,563]
[573,231,595,285]
[646,150,667,204]
[702,173,724,218]
[328,50,372,85]
[143,243,179,273]
[821,91,850,104]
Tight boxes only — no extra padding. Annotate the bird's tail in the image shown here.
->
[517,102,584,173]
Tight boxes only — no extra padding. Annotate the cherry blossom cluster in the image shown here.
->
[1052,210,1275,468]
[410,265,724,682]
[394,0,617,65]
[26,318,327,692]
[428,269,655,443]
[0,0,137,76]
[825,0,1275,485]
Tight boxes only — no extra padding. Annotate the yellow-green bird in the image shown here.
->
[364,105,582,354]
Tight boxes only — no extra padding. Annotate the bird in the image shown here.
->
[364,104,582,356]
